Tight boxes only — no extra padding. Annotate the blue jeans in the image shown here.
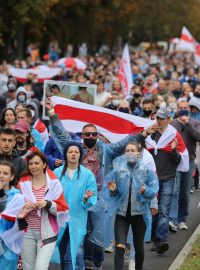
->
[59,226,85,270]
[169,160,195,224]
[178,160,195,223]
[155,179,175,242]
[84,211,105,267]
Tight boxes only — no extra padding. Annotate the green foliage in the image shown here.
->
[1,0,200,57]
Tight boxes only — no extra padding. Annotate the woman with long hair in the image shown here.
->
[0,108,16,129]
[0,161,25,270]
[17,151,68,270]
[54,141,97,270]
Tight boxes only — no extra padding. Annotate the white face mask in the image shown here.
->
[30,109,35,117]
[18,95,26,102]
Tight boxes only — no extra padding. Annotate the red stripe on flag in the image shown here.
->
[180,34,194,43]
[54,104,144,134]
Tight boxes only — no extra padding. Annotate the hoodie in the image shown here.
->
[7,86,28,110]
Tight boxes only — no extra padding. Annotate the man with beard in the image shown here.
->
[45,98,157,270]
[14,121,35,158]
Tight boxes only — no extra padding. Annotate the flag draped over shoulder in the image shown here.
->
[51,96,153,143]
[33,119,49,145]
[117,44,133,96]
[145,124,189,172]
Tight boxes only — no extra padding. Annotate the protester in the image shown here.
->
[17,151,68,270]
[0,128,27,180]
[169,100,200,231]
[54,141,97,270]
[0,161,25,270]
[146,108,188,254]
[16,108,45,152]
[106,141,158,270]
[0,108,16,129]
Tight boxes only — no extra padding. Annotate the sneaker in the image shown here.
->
[178,222,188,230]
[169,221,178,233]
[129,259,135,270]
[151,242,157,251]
[85,260,93,270]
[105,242,114,253]
[156,242,169,254]
[190,188,194,194]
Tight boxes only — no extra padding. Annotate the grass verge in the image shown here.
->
[179,234,200,270]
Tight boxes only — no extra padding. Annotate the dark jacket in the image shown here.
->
[0,150,27,182]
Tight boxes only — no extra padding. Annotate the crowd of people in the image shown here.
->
[0,47,200,270]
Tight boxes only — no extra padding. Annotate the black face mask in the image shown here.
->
[118,107,129,113]
[134,93,141,99]
[172,89,182,99]
[84,138,97,148]
[194,92,200,98]
[143,110,152,117]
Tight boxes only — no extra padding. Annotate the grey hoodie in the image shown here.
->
[7,86,28,110]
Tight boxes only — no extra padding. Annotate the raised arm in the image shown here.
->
[45,98,74,153]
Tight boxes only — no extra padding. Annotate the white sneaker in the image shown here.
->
[178,222,188,230]
[169,221,178,232]
[129,259,135,270]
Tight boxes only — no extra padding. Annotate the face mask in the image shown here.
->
[84,138,97,148]
[127,155,138,169]
[194,92,200,98]
[172,90,182,99]
[30,109,35,117]
[134,93,141,99]
[18,95,26,102]
[143,110,152,117]
[178,109,190,116]
[118,107,129,113]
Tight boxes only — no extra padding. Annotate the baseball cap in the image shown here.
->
[156,108,171,119]
[15,121,30,133]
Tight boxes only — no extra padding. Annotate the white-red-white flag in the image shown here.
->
[51,96,152,143]
[9,67,61,83]
[145,125,189,172]
[117,44,133,96]
[194,44,200,66]
[178,26,196,52]
[33,119,49,145]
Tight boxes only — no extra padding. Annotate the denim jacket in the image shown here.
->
[106,155,159,216]
[49,115,145,190]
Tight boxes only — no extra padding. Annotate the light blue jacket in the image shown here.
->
[0,188,20,270]
[106,155,159,216]
[54,165,97,269]
[49,115,145,190]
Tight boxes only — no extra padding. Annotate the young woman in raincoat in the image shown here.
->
[106,141,159,270]
[54,141,97,270]
[0,161,25,270]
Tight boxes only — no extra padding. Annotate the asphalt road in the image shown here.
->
[50,190,200,270]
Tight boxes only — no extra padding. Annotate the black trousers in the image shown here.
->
[114,209,146,270]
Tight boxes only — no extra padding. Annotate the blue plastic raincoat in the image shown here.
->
[53,165,97,269]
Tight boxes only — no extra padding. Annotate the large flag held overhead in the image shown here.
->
[51,96,152,143]
[10,67,61,83]
[117,44,133,96]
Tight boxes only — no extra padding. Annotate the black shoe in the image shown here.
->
[151,242,157,251]
[156,242,169,254]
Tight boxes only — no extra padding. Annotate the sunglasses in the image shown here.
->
[82,132,98,137]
